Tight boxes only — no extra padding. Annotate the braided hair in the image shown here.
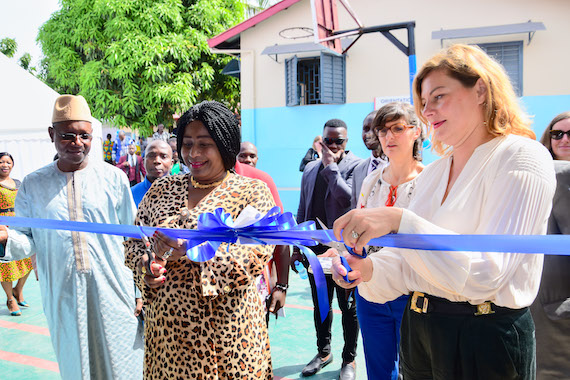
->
[176,101,241,170]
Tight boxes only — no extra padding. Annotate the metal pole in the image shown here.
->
[407,23,417,104]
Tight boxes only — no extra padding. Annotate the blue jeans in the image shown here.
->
[356,291,409,380]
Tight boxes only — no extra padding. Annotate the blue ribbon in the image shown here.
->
[2,209,570,323]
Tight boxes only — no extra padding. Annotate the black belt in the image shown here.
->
[0,207,14,213]
[410,291,521,316]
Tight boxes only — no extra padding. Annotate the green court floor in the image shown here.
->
[0,272,367,379]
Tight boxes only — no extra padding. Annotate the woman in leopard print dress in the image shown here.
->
[125,102,275,379]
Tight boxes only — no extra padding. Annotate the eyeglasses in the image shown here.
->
[323,137,346,145]
[550,130,570,140]
[55,132,93,142]
[377,124,414,137]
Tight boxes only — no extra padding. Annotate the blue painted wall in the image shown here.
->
[242,94,570,214]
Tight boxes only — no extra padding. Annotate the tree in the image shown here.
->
[0,37,17,58]
[18,53,33,71]
[1,37,37,74]
[244,0,276,18]
[38,0,245,134]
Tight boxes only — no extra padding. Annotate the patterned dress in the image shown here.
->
[0,180,33,282]
[102,139,113,162]
[124,174,275,380]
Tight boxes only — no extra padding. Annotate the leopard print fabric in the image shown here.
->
[124,174,275,380]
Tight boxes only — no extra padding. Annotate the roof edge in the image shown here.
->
[208,0,303,49]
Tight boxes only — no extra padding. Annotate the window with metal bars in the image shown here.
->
[298,58,320,105]
[285,52,346,106]
[477,41,523,96]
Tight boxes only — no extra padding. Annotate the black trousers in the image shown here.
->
[308,271,359,363]
[400,297,536,380]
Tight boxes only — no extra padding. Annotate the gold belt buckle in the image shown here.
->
[411,291,428,313]
[474,301,495,316]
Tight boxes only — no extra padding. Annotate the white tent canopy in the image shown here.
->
[0,53,102,181]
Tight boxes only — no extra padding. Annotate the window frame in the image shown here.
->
[477,41,523,96]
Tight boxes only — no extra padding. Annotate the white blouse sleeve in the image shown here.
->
[360,140,556,307]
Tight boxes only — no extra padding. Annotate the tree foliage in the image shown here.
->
[1,37,37,74]
[0,37,17,58]
[244,0,275,18]
[18,53,33,71]
[38,0,245,134]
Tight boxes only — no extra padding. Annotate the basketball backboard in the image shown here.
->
[310,0,341,53]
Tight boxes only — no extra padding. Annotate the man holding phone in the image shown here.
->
[292,118,362,380]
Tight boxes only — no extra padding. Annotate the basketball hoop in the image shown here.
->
[279,27,314,40]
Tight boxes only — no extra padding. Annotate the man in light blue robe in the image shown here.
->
[0,95,143,379]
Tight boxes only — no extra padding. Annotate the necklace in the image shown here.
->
[190,171,230,189]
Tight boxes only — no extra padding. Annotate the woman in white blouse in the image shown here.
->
[330,44,556,379]
[354,102,423,380]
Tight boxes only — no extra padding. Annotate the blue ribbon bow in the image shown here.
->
[2,207,570,323]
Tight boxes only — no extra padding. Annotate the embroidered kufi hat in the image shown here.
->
[52,95,92,123]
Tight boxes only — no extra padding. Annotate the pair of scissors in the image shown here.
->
[315,218,367,284]
[137,225,159,278]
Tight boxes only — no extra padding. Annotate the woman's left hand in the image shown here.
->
[333,207,404,253]
[152,231,187,262]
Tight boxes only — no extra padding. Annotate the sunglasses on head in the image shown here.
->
[323,137,346,145]
[550,130,570,140]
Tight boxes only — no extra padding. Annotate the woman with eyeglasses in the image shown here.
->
[0,152,33,317]
[354,102,423,379]
[329,44,556,379]
[531,112,570,378]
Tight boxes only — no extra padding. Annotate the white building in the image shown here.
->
[210,0,570,212]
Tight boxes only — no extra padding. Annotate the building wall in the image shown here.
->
[236,0,570,214]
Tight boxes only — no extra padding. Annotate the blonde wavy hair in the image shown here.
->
[412,44,535,156]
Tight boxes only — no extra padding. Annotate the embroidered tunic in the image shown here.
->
[1,160,143,380]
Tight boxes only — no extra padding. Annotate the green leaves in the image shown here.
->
[0,37,17,57]
[38,0,244,132]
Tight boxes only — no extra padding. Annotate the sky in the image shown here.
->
[0,0,280,68]
[0,0,62,67]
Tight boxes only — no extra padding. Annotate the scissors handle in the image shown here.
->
[140,234,160,278]
[343,244,367,258]
[339,256,355,284]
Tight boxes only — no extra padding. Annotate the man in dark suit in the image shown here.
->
[117,142,146,186]
[292,119,361,380]
[351,110,387,209]
[531,160,570,379]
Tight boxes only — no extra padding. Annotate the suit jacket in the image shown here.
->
[351,156,389,209]
[530,160,570,377]
[297,151,362,227]
[117,154,146,183]
[535,160,570,319]
[351,157,371,209]
[299,148,320,172]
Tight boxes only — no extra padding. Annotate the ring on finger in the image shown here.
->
[351,230,360,239]
[141,265,147,275]
[160,247,175,260]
